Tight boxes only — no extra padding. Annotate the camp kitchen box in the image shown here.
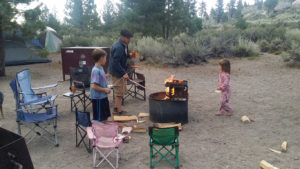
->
[61,47,110,80]
[0,127,34,169]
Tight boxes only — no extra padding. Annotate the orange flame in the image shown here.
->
[164,74,175,99]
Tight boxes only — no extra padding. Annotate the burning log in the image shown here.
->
[149,74,189,124]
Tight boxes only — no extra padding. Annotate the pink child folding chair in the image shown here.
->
[87,121,132,169]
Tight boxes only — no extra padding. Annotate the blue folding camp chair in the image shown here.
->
[10,79,59,146]
[16,69,57,108]
[75,107,92,153]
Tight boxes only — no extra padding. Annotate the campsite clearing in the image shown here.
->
[0,52,300,168]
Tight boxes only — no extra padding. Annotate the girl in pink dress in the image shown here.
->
[216,59,233,116]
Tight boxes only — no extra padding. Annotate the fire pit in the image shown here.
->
[149,75,188,124]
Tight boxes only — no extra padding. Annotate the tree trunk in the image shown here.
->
[166,1,170,39]
[0,15,5,76]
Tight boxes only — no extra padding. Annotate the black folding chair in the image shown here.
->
[69,66,93,112]
[75,107,92,153]
[122,70,146,104]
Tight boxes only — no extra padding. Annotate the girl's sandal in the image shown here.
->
[225,112,233,116]
[215,112,224,116]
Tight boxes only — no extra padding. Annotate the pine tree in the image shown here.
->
[0,0,45,76]
[235,0,244,18]
[83,0,100,30]
[41,6,61,31]
[65,0,100,30]
[216,0,224,23]
[264,0,279,14]
[257,0,263,10]
[210,8,218,22]
[65,0,84,29]
[102,0,116,31]
[227,0,236,18]
[119,0,198,38]
[199,1,207,19]
[47,13,61,32]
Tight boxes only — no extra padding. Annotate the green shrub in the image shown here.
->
[259,40,271,52]
[38,49,49,58]
[62,35,93,47]
[136,33,209,65]
[270,38,283,52]
[281,52,291,62]
[235,17,248,30]
[242,25,286,42]
[231,37,258,57]
[92,36,115,48]
[209,29,240,58]
[136,37,169,63]
[242,26,268,42]
[285,29,300,42]
[290,44,300,62]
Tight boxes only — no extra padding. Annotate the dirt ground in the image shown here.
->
[1,52,300,169]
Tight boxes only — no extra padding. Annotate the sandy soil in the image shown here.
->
[1,53,300,169]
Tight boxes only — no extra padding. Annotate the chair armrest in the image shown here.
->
[19,95,56,106]
[86,127,96,140]
[32,83,58,90]
[35,92,47,97]
[19,92,36,95]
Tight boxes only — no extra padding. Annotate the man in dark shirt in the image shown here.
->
[108,29,133,114]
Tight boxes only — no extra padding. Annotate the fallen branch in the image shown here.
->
[269,148,282,154]
[259,160,279,169]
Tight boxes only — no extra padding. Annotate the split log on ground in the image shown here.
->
[113,115,137,122]
[138,112,149,118]
[153,123,182,131]
[137,120,146,124]
[241,116,251,123]
[259,160,279,169]
[269,148,282,154]
[281,141,287,152]
[132,126,147,133]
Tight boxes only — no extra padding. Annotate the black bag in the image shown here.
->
[0,127,34,169]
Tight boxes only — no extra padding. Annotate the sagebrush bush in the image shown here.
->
[38,49,50,58]
[281,52,291,62]
[209,29,240,58]
[290,44,300,62]
[242,26,268,42]
[231,37,258,57]
[136,37,169,63]
[92,36,115,48]
[62,35,93,47]
[242,25,286,42]
[259,40,271,52]
[285,29,300,42]
[136,33,209,65]
[270,38,284,52]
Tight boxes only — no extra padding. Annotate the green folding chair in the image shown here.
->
[149,127,179,169]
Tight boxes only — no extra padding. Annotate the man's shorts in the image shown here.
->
[111,75,127,97]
